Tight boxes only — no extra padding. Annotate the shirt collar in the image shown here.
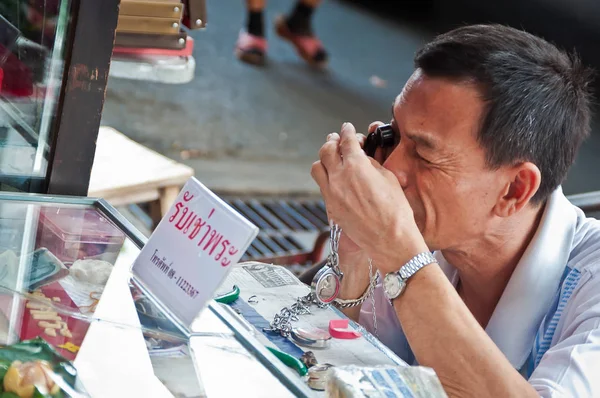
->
[435,187,578,369]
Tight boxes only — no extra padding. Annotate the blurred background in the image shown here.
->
[101,0,600,197]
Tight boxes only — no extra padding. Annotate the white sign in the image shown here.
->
[132,177,258,327]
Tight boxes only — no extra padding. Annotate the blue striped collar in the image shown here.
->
[435,188,578,369]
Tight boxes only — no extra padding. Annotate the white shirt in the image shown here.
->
[359,187,600,397]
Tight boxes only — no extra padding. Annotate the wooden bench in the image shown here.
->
[88,126,194,219]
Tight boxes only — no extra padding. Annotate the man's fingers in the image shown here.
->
[319,140,341,171]
[311,160,329,190]
[339,122,363,159]
[356,133,366,148]
[327,132,340,142]
[368,121,386,134]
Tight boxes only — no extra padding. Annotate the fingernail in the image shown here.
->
[341,122,349,132]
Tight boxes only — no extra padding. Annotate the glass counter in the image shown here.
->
[0,191,312,397]
[0,0,72,192]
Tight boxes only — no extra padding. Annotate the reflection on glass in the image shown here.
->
[0,0,71,192]
[0,201,128,349]
[0,199,208,396]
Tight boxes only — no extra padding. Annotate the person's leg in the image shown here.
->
[275,0,328,68]
[285,0,321,36]
[246,0,266,37]
[236,0,268,66]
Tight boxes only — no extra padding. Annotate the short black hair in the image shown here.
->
[415,24,594,203]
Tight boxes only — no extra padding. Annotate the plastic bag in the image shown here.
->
[327,365,447,398]
[0,338,88,398]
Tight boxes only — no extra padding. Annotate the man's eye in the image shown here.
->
[416,152,432,164]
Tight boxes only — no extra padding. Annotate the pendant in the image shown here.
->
[311,266,342,304]
[291,327,332,349]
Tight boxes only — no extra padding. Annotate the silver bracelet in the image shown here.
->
[333,259,378,309]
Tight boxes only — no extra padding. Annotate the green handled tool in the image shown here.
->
[266,346,308,377]
[214,285,240,304]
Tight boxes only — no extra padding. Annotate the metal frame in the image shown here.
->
[45,0,120,196]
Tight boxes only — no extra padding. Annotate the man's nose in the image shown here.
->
[383,145,410,188]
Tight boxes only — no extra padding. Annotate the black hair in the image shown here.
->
[415,24,594,203]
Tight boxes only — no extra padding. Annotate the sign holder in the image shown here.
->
[131,177,259,335]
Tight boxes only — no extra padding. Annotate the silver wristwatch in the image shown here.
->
[383,252,437,301]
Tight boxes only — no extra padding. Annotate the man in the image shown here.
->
[235,0,328,67]
[311,24,599,397]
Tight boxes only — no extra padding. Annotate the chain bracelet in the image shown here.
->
[332,259,377,309]
[265,292,327,337]
[267,223,342,336]
[329,223,343,277]
[371,261,378,338]
[266,223,379,338]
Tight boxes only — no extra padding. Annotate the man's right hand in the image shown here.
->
[331,121,387,320]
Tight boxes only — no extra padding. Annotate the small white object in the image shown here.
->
[44,328,57,337]
[178,38,185,45]
[173,6,180,12]
[60,328,73,338]
[172,22,179,28]
[195,19,202,26]
[70,259,114,285]
[109,55,196,84]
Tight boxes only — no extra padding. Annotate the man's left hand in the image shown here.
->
[311,122,428,272]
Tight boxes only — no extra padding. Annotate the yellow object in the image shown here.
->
[57,342,80,353]
[3,360,60,398]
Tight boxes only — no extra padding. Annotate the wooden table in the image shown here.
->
[88,126,194,217]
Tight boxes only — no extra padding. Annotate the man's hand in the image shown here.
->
[329,121,395,259]
[312,122,428,274]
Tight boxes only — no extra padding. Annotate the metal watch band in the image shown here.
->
[398,251,437,280]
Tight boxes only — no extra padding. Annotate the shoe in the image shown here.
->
[274,15,328,69]
[235,30,267,66]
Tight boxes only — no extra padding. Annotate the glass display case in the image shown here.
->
[0,191,313,397]
[0,0,119,196]
[0,1,69,192]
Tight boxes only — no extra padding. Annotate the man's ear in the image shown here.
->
[494,162,541,217]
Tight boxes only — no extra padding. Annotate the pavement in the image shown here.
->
[101,0,600,197]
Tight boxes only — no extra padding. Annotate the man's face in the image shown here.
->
[384,70,507,250]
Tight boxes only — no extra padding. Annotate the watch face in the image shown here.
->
[312,267,341,304]
[383,273,404,299]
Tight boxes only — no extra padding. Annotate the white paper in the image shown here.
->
[132,177,258,327]
[59,275,102,310]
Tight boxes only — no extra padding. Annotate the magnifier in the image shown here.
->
[364,124,395,157]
